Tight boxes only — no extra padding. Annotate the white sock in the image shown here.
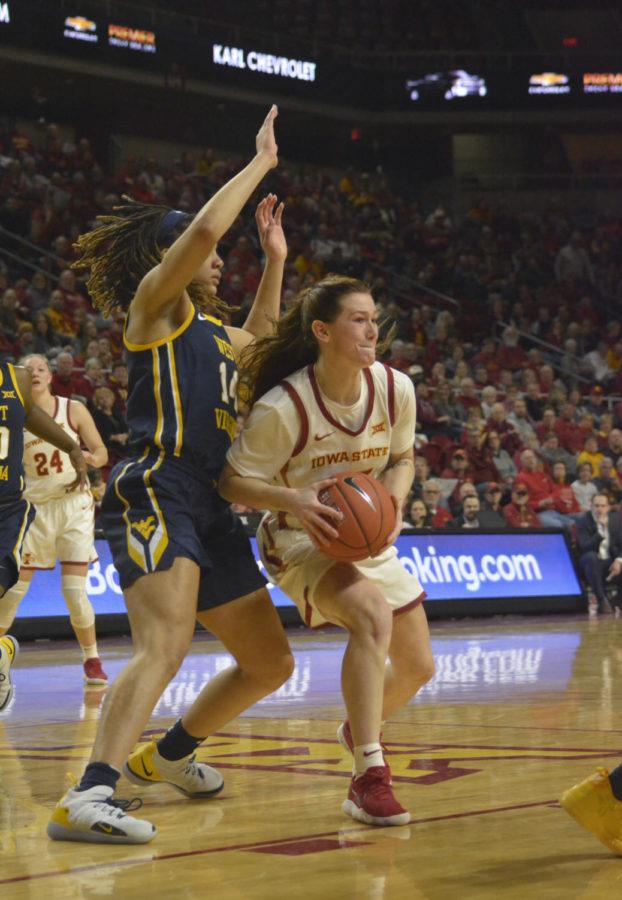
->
[354,743,384,775]
[81,643,98,661]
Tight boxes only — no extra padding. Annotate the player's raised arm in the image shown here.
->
[226,194,287,356]
[14,367,88,490]
[134,106,279,322]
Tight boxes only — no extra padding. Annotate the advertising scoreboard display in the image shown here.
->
[13,529,583,634]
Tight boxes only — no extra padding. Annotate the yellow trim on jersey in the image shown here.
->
[142,450,168,566]
[200,313,222,326]
[12,500,31,566]
[123,303,195,351]
[0,367,3,388]
[151,348,164,450]
[114,452,149,573]
[7,364,24,406]
[166,342,184,457]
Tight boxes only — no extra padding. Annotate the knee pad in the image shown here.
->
[0,580,30,630]
[61,574,95,629]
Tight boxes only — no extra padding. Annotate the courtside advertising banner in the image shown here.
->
[14,530,581,620]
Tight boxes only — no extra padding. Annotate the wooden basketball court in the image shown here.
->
[2,615,622,898]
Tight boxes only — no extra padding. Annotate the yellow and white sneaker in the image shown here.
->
[0,635,18,711]
[561,768,622,855]
[124,740,224,798]
[47,784,156,844]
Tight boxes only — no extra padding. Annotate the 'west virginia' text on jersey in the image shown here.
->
[124,306,238,479]
[0,362,27,503]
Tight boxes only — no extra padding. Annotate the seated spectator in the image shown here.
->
[582,340,614,385]
[507,397,537,446]
[51,350,90,401]
[584,384,606,425]
[576,493,622,615]
[524,381,545,422]
[503,482,540,528]
[46,289,77,338]
[432,381,464,437]
[539,431,577,478]
[455,376,481,419]
[411,457,431,499]
[480,483,507,527]
[603,429,622,464]
[447,494,482,529]
[572,462,599,512]
[479,385,497,420]
[496,325,527,372]
[403,498,430,529]
[593,456,622,504]
[32,310,61,355]
[449,480,477,517]
[576,434,605,477]
[109,361,128,417]
[461,422,498,484]
[441,447,473,490]
[550,461,582,520]
[83,356,109,403]
[90,386,129,468]
[421,479,452,528]
[536,409,558,443]
[416,382,452,436]
[516,449,558,525]
[487,429,517,484]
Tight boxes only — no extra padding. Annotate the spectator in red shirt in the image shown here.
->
[551,461,582,519]
[421,479,453,528]
[109,361,128,418]
[517,449,575,531]
[51,350,90,401]
[441,447,472,481]
[496,326,528,372]
[503,482,541,528]
[460,423,498,485]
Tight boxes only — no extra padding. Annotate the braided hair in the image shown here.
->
[72,196,231,319]
[239,274,396,409]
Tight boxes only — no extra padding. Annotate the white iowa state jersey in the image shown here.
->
[23,397,82,503]
[228,362,416,529]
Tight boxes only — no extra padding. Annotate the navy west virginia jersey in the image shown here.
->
[0,362,27,503]
[101,303,266,598]
[0,361,35,592]
[124,305,238,478]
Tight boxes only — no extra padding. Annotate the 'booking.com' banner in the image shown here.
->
[13,530,581,620]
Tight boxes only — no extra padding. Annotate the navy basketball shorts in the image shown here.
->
[101,452,266,610]
[0,497,36,593]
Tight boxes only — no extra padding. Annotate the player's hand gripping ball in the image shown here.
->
[318,471,396,561]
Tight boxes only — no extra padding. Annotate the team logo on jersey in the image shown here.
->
[371,421,386,435]
[2,390,15,399]
[131,516,157,540]
[21,552,34,566]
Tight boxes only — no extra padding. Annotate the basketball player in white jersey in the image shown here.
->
[0,355,109,684]
[220,275,435,826]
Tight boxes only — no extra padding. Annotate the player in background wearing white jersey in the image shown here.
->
[220,275,435,826]
[0,355,109,684]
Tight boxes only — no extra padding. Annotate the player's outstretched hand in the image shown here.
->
[374,494,402,556]
[256,194,286,263]
[288,478,342,548]
[67,445,89,491]
[256,105,278,167]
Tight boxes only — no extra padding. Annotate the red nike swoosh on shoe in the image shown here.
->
[314,432,334,441]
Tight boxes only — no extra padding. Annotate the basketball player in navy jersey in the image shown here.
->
[0,360,88,712]
[48,106,295,844]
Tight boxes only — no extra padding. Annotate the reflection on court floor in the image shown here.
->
[2,625,582,722]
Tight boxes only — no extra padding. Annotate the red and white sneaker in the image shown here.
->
[83,657,108,686]
[342,766,410,826]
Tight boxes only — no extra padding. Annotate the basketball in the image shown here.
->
[318,470,396,562]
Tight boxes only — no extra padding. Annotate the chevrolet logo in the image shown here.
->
[65,16,96,32]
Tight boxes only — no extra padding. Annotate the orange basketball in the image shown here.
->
[317,470,396,562]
